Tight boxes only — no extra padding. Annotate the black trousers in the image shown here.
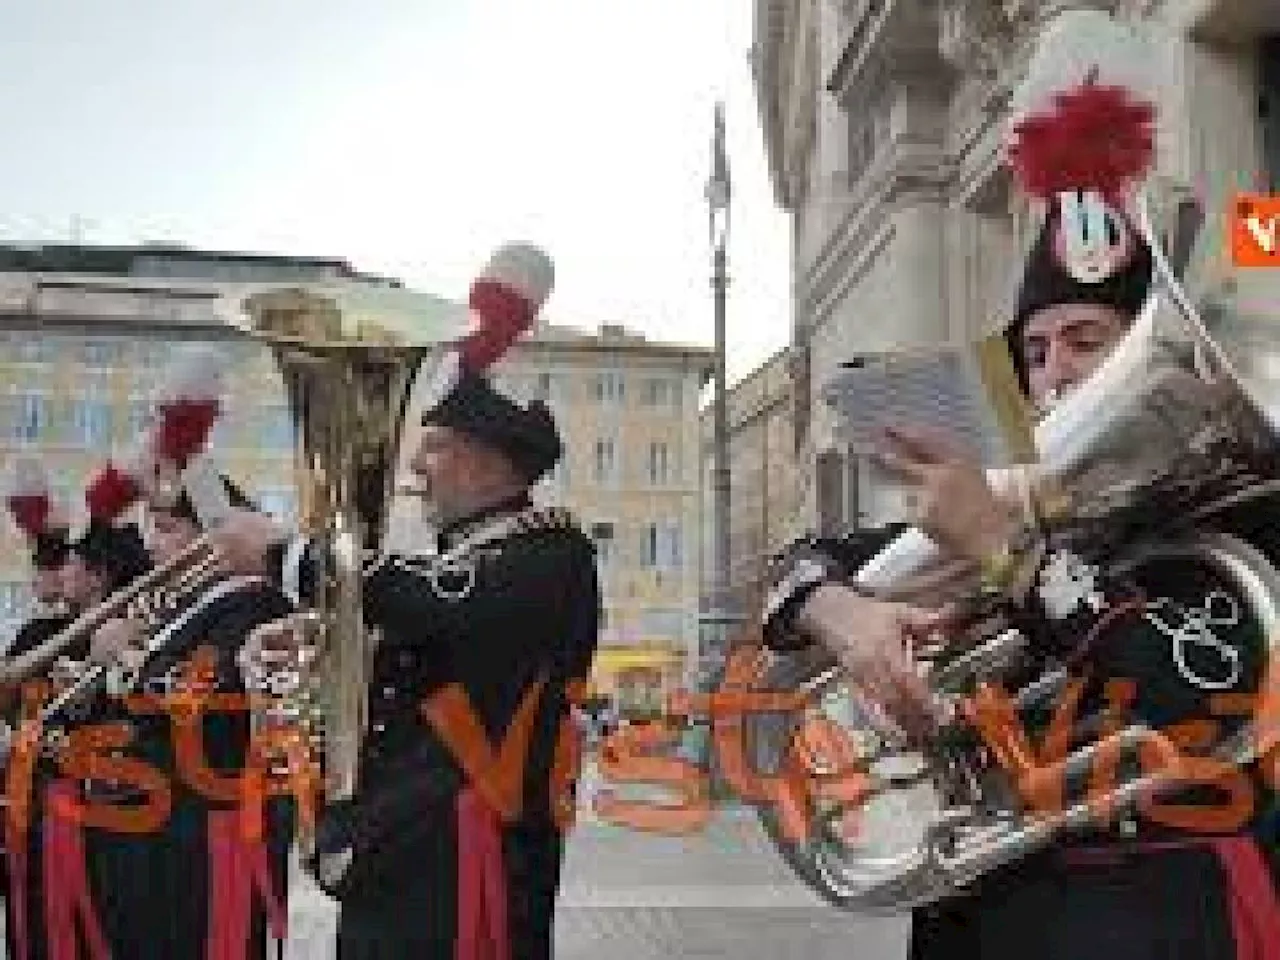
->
[335,822,565,960]
[909,845,1256,960]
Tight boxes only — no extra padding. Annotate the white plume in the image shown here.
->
[1008,8,1159,128]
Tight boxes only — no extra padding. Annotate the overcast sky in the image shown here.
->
[0,0,792,383]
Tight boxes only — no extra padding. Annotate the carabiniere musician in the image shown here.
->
[6,466,153,960]
[214,369,602,959]
[760,19,1280,960]
[82,449,296,960]
[2,457,76,960]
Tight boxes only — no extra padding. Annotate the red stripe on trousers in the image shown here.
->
[455,787,510,960]
[205,807,288,960]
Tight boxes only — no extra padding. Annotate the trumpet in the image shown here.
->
[0,535,227,761]
[0,535,220,689]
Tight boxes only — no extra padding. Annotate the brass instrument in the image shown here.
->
[224,281,472,895]
[751,173,1280,909]
[0,534,221,689]
[0,535,225,761]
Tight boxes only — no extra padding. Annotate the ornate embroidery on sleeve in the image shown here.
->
[1142,591,1244,691]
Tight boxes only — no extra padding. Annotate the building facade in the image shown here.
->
[491,324,713,717]
[0,246,379,641]
[752,0,1280,531]
[0,247,712,718]
[701,346,800,623]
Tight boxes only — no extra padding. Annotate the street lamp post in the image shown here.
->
[700,102,739,688]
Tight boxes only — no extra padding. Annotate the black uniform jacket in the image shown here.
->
[12,576,295,960]
[762,495,1280,960]
[271,493,601,956]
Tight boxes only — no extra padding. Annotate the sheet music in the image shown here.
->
[821,346,1033,469]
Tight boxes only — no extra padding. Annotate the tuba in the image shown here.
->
[749,20,1280,907]
[222,280,472,893]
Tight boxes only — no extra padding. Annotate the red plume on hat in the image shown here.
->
[5,456,67,542]
[420,244,556,410]
[1003,10,1159,287]
[1008,72,1156,208]
[84,347,231,524]
[152,347,228,470]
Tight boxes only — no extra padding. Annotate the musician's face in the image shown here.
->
[1021,302,1131,411]
[61,557,105,608]
[408,424,524,524]
[408,425,481,522]
[31,566,65,605]
[145,509,200,565]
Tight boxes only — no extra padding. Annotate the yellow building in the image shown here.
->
[492,323,713,716]
[0,245,713,719]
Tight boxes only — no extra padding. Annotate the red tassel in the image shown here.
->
[85,463,142,522]
[42,780,110,960]
[155,398,220,468]
[6,493,50,540]
[7,806,30,960]
[455,788,510,960]
[1009,79,1156,204]
[460,280,534,375]
[205,809,288,960]
[1211,836,1280,960]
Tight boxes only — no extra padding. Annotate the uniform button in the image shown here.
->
[398,652,415,668]
[372,722,386,733]
[383,686,396,698]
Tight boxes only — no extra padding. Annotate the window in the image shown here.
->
[662,521,683,571]
[640,522,681,571]
[71,395,113,447]
[10,392,46,443]
[646,442,671,485]
[533,371,569,407]
[642,378,681,410]
[80,339,120,368]
[1261,36,1280,192]
[593,438,617,483]
[12,336,51,364]
[125,395,150,438]
[590,521,616,568]
[590,371,625,406]
[0,581,27,624]
[536,372,553,399]
[639,523,660,569]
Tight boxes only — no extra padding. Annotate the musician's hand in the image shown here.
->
[208,508,287,577]
[89,618,144,667]
[796,584,947,744]
[874,425,1017,561]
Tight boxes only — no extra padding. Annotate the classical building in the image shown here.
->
[0,246,712,717]
[490,324,713,717]
[751,0,1280,530]
[0,245,374,640]
[700,346,800,622]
